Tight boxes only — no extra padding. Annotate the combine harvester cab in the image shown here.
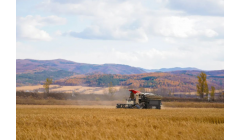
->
[116,89,162,109]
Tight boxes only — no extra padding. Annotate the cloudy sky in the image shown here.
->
[16,0,224,70]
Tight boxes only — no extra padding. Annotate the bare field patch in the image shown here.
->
[16,85,122,94]
[16,85,59,91]
[16,99,121,106]
[16,106,224,140]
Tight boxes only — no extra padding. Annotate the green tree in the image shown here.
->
[196,72,208,98]
[43,78,52,94]
[210,86,215,101]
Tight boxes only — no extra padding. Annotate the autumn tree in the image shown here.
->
[108,82,116,96]
[139,87,145,93]
[168,90,172,96]
[196,72,208,98]
[43,78,52,95]
[150,88,157,94]
[205,85,209,97]
[210,86,215,101]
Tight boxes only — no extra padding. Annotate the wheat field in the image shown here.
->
[16,105,223,140]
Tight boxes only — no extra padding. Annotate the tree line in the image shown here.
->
[53,72,223,92]
[42,72,223,100]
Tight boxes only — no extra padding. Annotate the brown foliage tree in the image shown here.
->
[196,72,208,98]
[210,86,215,101]
[43,78,52,94]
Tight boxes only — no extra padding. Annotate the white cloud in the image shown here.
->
[68,44,223,70]
[16,15,66,41]
[16,41,30,50]
[55,30,62,36]
[205,29,219,37]
[146,16,198,38]
[16,0,224,70]
[166,0,224,16]
[37,0,223,41]
[145,15,223,39]
[114,51,139,62]
[109,40,224,69]
[68,26,149,42]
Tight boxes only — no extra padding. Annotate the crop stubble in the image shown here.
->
[16,105,224,140]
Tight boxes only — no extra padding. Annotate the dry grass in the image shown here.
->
[16,85,60,91]
[173,90,223,95]
[16,85,122,94]
[16,105,223,140]
[163,102,224,108]
[16,98,224,108]
[16,98,120,106]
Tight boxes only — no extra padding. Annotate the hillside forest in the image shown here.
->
[52,71,223,93]
[16,59,224,93]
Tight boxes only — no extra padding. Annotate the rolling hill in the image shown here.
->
[16,59,224,92]
[16,59,146,74]
[16,70,77,85]
[17,59,204,75]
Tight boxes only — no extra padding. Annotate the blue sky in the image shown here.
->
[16,0,224,70]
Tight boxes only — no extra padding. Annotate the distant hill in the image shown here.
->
[16,59,224,89]
[142,67,201,72]
[16,59,146,75]
[16,70,76,85]
[17,59,204,75]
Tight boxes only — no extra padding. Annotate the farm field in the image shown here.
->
[16,98,224,108]
[16,105,224,140]
[16,85,122,94]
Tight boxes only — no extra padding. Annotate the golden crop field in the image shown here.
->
[16,105,224,140]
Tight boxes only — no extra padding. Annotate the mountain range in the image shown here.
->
[16,59,224,88]
[17,59,204,74]
[16,59,145,74]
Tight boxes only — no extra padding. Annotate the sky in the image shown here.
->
[16,0,224,70]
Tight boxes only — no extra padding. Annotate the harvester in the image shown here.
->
[116,89,162,109]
